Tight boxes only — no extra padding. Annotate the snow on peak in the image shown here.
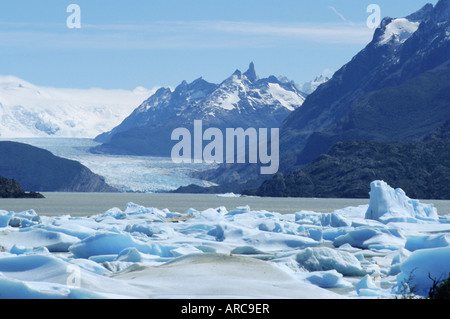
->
[267,83,305,111]
[377,18,420,46]
[0,75,156,138]
[200,63,304,113]
[211,90,241,111]
[297,75,329,95]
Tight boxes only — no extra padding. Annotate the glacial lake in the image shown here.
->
[0,192,449,217]
[1,137,449,218]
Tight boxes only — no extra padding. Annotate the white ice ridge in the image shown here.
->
[365,180,439,224]
[0,180,449,299]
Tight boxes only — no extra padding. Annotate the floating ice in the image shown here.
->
[9,210,41,228]
[0,210,13,228]
[295,247,365,276]
[365,180,439,224]
[216,192,241,198]
[396,247,450,296]
[304,270,353,289]
[405,234,450,252]
[295,211,351,227]
[0,227,79,252]
[0,209,41,228]
[355,274,378,293]
[333,226,406,251]
[68,232,177,259]
[0,180,448,299]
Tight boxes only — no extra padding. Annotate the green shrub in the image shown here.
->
[428,273,450,299]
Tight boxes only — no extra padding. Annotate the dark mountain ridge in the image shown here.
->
[247,119,450,199]
[0,176,44,198]
[0,141,117,192]
[279,0,450,171]
[189,0,450,190]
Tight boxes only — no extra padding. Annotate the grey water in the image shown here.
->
[0,192,363,216]
[0,192,449,217]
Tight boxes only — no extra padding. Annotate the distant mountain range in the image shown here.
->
[2,1,448,199]
[296,75,329,95]
[0,141,117,192]
[0,75,154,138]
[91,62,308,157]
[178,0,450,199]
[0,63,323,194]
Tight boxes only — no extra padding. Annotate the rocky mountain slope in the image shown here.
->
[247,119,450,199]
[279,0,450,172]
[92,63,306,157]
[190,0,450,193]
[0,176,44,198]
[0,141,117,192]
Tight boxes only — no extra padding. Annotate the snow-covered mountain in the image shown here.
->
[191,0,450,187]
[296,75,329,95]
[279,0,450,166]
[0,75,156,138]
[268,0,448,175]
[93,62,306,156]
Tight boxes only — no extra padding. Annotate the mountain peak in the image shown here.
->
[373,16,420,47]
[433,0,450,22]
[243,62,257,82]
[406,3,434,22]
[232,69,242,77]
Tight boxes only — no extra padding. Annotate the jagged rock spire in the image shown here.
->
[243,62,257,82]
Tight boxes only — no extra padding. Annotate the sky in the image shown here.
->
[0,0,438,90]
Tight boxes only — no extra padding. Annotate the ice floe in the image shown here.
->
[365,180,439,224]
[0,180,449,299]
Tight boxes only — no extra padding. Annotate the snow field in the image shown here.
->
[0,180,449,299]
[0,75,155,139]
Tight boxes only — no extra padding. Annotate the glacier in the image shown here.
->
[0,180,449,299]
[0,75,156,139]
[2,138,215,193]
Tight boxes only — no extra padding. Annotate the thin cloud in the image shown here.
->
[207,21,370,42]
[0,20,373,50]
